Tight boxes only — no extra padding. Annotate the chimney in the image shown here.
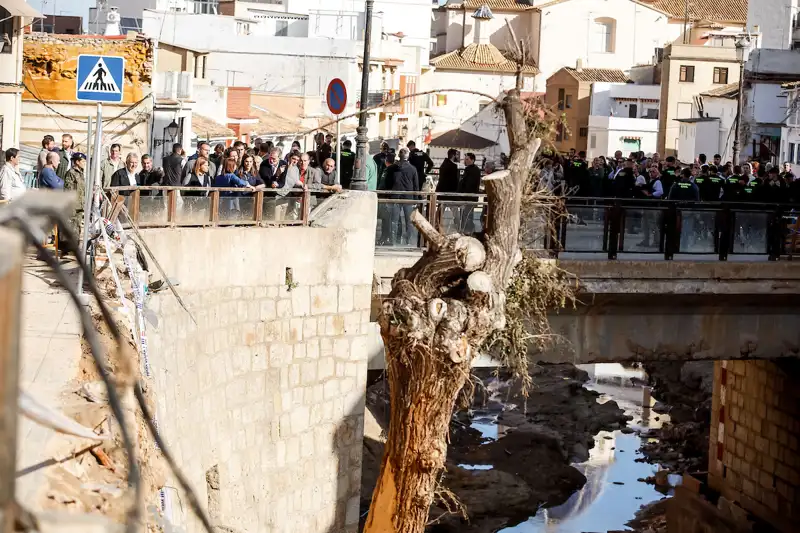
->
[472,5,494,46]
[576,58,584,72]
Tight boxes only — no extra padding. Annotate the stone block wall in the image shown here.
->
[708,360,800,532]
[140,193,376,533]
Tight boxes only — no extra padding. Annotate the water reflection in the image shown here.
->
[499,363,672,533]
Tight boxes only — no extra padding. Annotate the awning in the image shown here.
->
[0,0,43,18]
[621,136,642,141]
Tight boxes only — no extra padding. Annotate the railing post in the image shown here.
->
[302,189,311,225]
[607,201,621,260]
[767,205,782,261]
[167,189,177,226]
[254,190,264,225]
[130,189,141,224]
[210,190,220,226]
[664,204,678,260]
[718,206,731,261]
[427,192,438,231]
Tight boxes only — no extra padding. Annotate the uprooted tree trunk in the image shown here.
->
[364,85,542,533]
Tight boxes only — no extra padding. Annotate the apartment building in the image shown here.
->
[658,43,741,156]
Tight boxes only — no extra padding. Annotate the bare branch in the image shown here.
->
[411,209,445,250]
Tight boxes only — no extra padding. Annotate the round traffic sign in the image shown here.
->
[326,78,347,115]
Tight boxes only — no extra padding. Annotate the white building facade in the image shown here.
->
[0,0,40,151]
[781,83,800,171]
[587,82,660,158]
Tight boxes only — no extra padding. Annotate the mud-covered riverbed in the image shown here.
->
[361,364,644,532]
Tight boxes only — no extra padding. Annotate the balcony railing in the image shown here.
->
[106,188,800,261]
[358,90,402,112]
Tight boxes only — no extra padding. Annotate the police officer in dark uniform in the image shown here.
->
[565,151,589,195]
[613,158,637,198]
[668,168,700,201]
[703,165,725,201]
[661,156,679,193]
[723,165,743,201]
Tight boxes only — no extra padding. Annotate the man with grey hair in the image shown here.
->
[383,147,419,245]
[484,160,497,174]
[110,153,140,195]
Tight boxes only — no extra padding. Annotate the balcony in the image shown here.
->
[358,90,402,113]
[155,71,195,102]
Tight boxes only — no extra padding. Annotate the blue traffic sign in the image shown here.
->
[326,78,347,115]
[76,55,125,103]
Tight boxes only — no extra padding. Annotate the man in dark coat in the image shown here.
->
[458,152,482,233]
[436,149,460,193]
[384,148,419,245]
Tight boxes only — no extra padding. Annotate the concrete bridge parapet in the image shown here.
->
[371,253,800,367]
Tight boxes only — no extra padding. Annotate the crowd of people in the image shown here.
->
[539,149,799,204]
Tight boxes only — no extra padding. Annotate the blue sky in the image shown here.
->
[30,0,92,20]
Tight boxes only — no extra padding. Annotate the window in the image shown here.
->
[592,18,615,53]
[579,127,588,137]
[590,134,596,149]
[565,95,573,109]
[275,20,288,36]
[628,104,638,118]
[0,8,12,53]
[679,65,695,83]
[558,88,565,110]
[713,67,729,84]
[645,108,659,119]
[790,143,796,165]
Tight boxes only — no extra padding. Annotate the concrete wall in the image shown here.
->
[677,120,720,163]
[747,0,797,50]
[587,116,659,159]
[708,360,800,532]
[140,192,377,533]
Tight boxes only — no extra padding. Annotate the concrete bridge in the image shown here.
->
[371,253,800,367]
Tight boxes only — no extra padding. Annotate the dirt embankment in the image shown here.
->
[360,364,630,532]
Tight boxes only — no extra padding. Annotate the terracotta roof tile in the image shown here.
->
[640,0,748,23]
[431,43,538,74]
[192,115,235,139]
[564,67,630,83]
[446,0,538,12]
[701,82,739,98]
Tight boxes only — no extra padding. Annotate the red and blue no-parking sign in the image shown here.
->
[326,78,347,115]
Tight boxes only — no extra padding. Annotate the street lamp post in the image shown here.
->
[732,37,748,165]
[352,0,375,191]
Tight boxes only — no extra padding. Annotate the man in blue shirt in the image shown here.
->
[39,151,64,189]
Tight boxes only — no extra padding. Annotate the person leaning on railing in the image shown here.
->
[109,153,141,196]
[182,156,212,197]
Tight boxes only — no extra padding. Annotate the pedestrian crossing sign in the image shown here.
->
[76,55,125,103]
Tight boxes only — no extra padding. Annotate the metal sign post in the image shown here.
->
[77,113,94,296]
[326,78,347,185]
[74,54,123,295]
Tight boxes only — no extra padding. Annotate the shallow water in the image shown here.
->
[495,363,675,533]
